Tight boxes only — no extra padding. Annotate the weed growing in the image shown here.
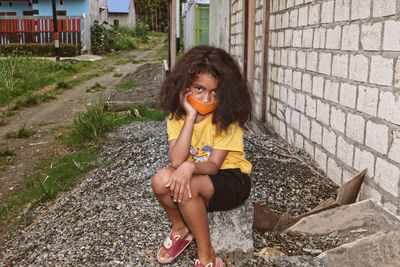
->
[0,148,16,169]
[116,82,136,89]
[4,124,37,139]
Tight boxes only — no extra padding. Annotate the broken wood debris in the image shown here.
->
[253,169,367,232]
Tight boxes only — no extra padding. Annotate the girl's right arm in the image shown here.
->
[168,90,197,167]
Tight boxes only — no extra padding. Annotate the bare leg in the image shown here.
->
[152,167,190,259]
[178,175,216,264]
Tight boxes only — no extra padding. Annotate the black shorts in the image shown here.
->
[207,168,251,212]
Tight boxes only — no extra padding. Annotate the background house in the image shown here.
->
[206,0,400,216]
[106,0,135,28]
[183,0,209,51]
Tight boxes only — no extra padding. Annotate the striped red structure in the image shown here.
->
[0,16,82,45]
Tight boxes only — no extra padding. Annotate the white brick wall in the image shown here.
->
[370,56,393,86]
[375,157,399,197]
[365,121,388,154]
[373,0,396,17]
[361,23,382,51]
[383,21,400,51]
[334,0,350,22]
[351,0,371,20]
[341,24,359,51]
[263,0,400,214]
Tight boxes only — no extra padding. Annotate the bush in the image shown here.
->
[0,43,80,57]
[91,21,116,54]
[114,34,137,50]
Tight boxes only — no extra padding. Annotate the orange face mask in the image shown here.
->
[187,95,218,115]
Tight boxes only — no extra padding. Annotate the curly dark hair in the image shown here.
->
[158,45,252,131]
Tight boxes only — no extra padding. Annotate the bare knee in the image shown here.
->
[178,176,213,206]
[152,167,173,195]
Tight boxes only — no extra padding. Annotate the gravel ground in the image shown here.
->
[0,121,344,266]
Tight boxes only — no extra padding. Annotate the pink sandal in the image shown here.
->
[193,257,223,267]
[156,231,193,264]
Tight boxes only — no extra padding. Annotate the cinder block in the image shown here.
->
[295,133,304,148]
[324,79,339,103]
[277,31,285,47]
[295,0,304,6]
[291,109,300,130]
[282,12,289,29]
[330,106,346,134]
[366,121,389,154]
[279,0,286,11]
[304,140,314,157]
[302,28,314,48]
[383,20,400,51]
[375,157,400,197]
[313,27,326,49]
[378,91,400,125]
[373,0,396,17]
[288,88,296,108]
[370,56,393,86]
[354,148,375,179]
[319,52,332,75]
[314,146,328,174]
[280,85,287,102]
[388,130,400,162]
[274,49,280,64]
[326,26,342,49]
[323,127,337,155]
[270,15,276,30]
[334,0,350,22]
[321,0,334,23]
[308,4,320,25]
[316,100,330,125]
[300,114,311,138]
[359,183,381,203]
[361,22,382,51]
[284,68,292,86]
[287,0,294,8]
[298,6,309,26]
[297,50,306,68]
[311,120,323,145]
[306,95,317,118]
[290,9,299,28]
[306,51,318,72]
[346,112,365,143]
[327,157,343,185]
[357,85,378,116]
[296,92,306,112]
[341,24,360,51]
[278,67,284,84]
[337,136,354,166]
[351,0,371,20]
[332,54,349,78]
[340,83,357,109]
[395,58,400,88]
[312,76,325,98]
[302,73,312,93]
[293,29,302,47]
[285,29,293,47]
[292,71,302,89]
[349,54,368,82]
[288,49,296,68]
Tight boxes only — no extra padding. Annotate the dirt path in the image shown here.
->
[0,47,160,204]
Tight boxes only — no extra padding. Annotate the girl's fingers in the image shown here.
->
[178,184,185,202]
[186,184,192,199]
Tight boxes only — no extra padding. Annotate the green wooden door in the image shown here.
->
[195,4,209,45]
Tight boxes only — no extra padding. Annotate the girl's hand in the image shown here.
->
[179,89,197,120]
[165,161,194,202]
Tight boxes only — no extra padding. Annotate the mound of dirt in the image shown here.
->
[108,63,163,109]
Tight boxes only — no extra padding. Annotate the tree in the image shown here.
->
[134,0,168,32]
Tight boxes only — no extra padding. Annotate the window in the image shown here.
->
[32,0,39,3]
[56,10,67,16]
[59,0,64,5]
[7,11,17,15]
[23,10,39,16]
[114,20,119,28]
[9,2,12,6]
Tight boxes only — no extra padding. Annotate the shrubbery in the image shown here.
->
[90,21,149,55]
[0,43,80,57]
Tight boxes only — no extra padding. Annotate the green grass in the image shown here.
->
[86,82,106,92]
[0,118,8,126]
[0,148,16,169]
[116,82,136,89]
[0,145,101,220]
[12,93,56,111]
[4,124,37,139]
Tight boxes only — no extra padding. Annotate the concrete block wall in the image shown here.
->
[267,0,400,214]
[230,0,245,67]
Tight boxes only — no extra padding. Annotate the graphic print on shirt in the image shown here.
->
[190,143,213,162]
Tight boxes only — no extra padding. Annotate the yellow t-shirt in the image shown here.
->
[167,115,252,174]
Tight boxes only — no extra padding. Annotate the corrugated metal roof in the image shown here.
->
[107,0,130,13]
